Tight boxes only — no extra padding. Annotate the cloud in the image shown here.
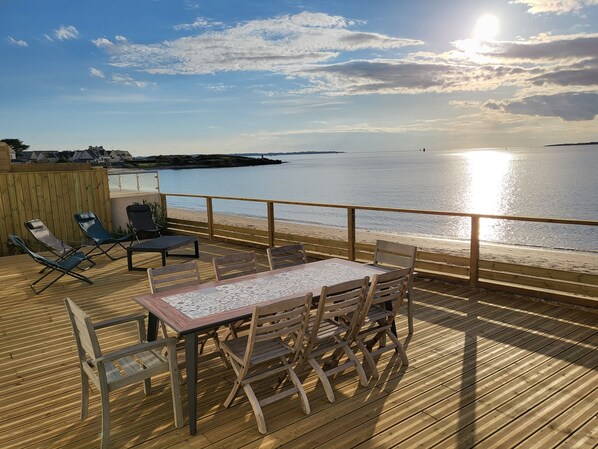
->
[174,16,218,31]
[246,122,410,138]
[530,67,598,86]
[89,67,105,78]
[90,12,598,123]
[110,74,154,88]
[88,64,153,87]
[54,25,79,41]
[93,12,422,75]
[485,92,598,120]
[295,59,537,95]
[511,0,598,14]
[92,37,113,48]
[476,33,598,61]
[450,100,483,108]
[7,36,28,47]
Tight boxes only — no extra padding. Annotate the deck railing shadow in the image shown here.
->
[412,284,596,370]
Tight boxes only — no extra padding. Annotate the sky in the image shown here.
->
[2,0,598,155]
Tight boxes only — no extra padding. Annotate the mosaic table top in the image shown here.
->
[163,260,382,319]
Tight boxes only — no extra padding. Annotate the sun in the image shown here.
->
[473,14,500,41]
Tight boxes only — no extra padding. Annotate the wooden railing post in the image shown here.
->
[160,194,167,217]
[267,201,275,247]
[470,215,480,287]
[206,197,214,240]
[347,207,356,261]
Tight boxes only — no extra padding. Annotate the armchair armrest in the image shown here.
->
[94,314,146,330]
[97,337,178,364]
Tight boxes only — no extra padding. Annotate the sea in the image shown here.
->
[158,145,598,253]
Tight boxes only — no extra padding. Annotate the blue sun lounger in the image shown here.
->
[74,212,131,261]
[9,234,93,294]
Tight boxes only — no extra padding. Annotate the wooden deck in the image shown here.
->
[0,238,596,449]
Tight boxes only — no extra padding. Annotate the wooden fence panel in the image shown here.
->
[0,169,111,255]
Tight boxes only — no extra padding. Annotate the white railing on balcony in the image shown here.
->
[108,170,160,193]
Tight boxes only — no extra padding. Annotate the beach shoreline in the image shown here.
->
[169,207,597,274]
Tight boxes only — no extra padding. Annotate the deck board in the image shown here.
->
[0,238,596,449]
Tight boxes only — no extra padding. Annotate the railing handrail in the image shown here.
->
[108,169,160,175]
[162,192,598,227]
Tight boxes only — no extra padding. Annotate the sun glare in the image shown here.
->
[464,150,513,241]
[473,14,500,41]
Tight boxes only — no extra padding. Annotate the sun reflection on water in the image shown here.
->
[462,150,513,242]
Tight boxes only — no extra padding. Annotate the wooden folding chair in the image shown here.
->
[354,268,411,380]
[299,277,370,402]
[220,293,312,434]
[212,251,259,337]
[213,251,259,281]
[147,261,228,367]
[267,243,307,270]
[372,240,417,334]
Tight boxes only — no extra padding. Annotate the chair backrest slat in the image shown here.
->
[148,261,201,294]
[267,244,307,270]
[213,252,258,281]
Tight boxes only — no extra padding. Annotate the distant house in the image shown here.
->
[9,148,16,161]
[70,149,98,163]
[20,150,60,163]
[17,146,133,167]
[70,146,111,165]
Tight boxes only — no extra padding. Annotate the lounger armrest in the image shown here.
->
[94,314,146,330]
[97,338,178,363]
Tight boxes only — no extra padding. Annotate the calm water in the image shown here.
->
[159,146,598,252]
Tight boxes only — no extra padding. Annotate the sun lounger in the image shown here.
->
[9,234,92,294]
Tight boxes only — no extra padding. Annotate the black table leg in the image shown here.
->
[147,313,159,341]
[193,239,199,258]
[184,332,198,435]
[161,251,167,266]
[127,250,133,271]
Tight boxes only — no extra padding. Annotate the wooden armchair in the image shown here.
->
[64,298,183,449]
[267,244,307,270]
[372,240,417,334]
[220,293,312,434]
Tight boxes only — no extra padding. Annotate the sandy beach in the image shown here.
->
[169,207,597,274]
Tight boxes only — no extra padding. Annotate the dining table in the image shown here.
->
[133,258,389,435]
